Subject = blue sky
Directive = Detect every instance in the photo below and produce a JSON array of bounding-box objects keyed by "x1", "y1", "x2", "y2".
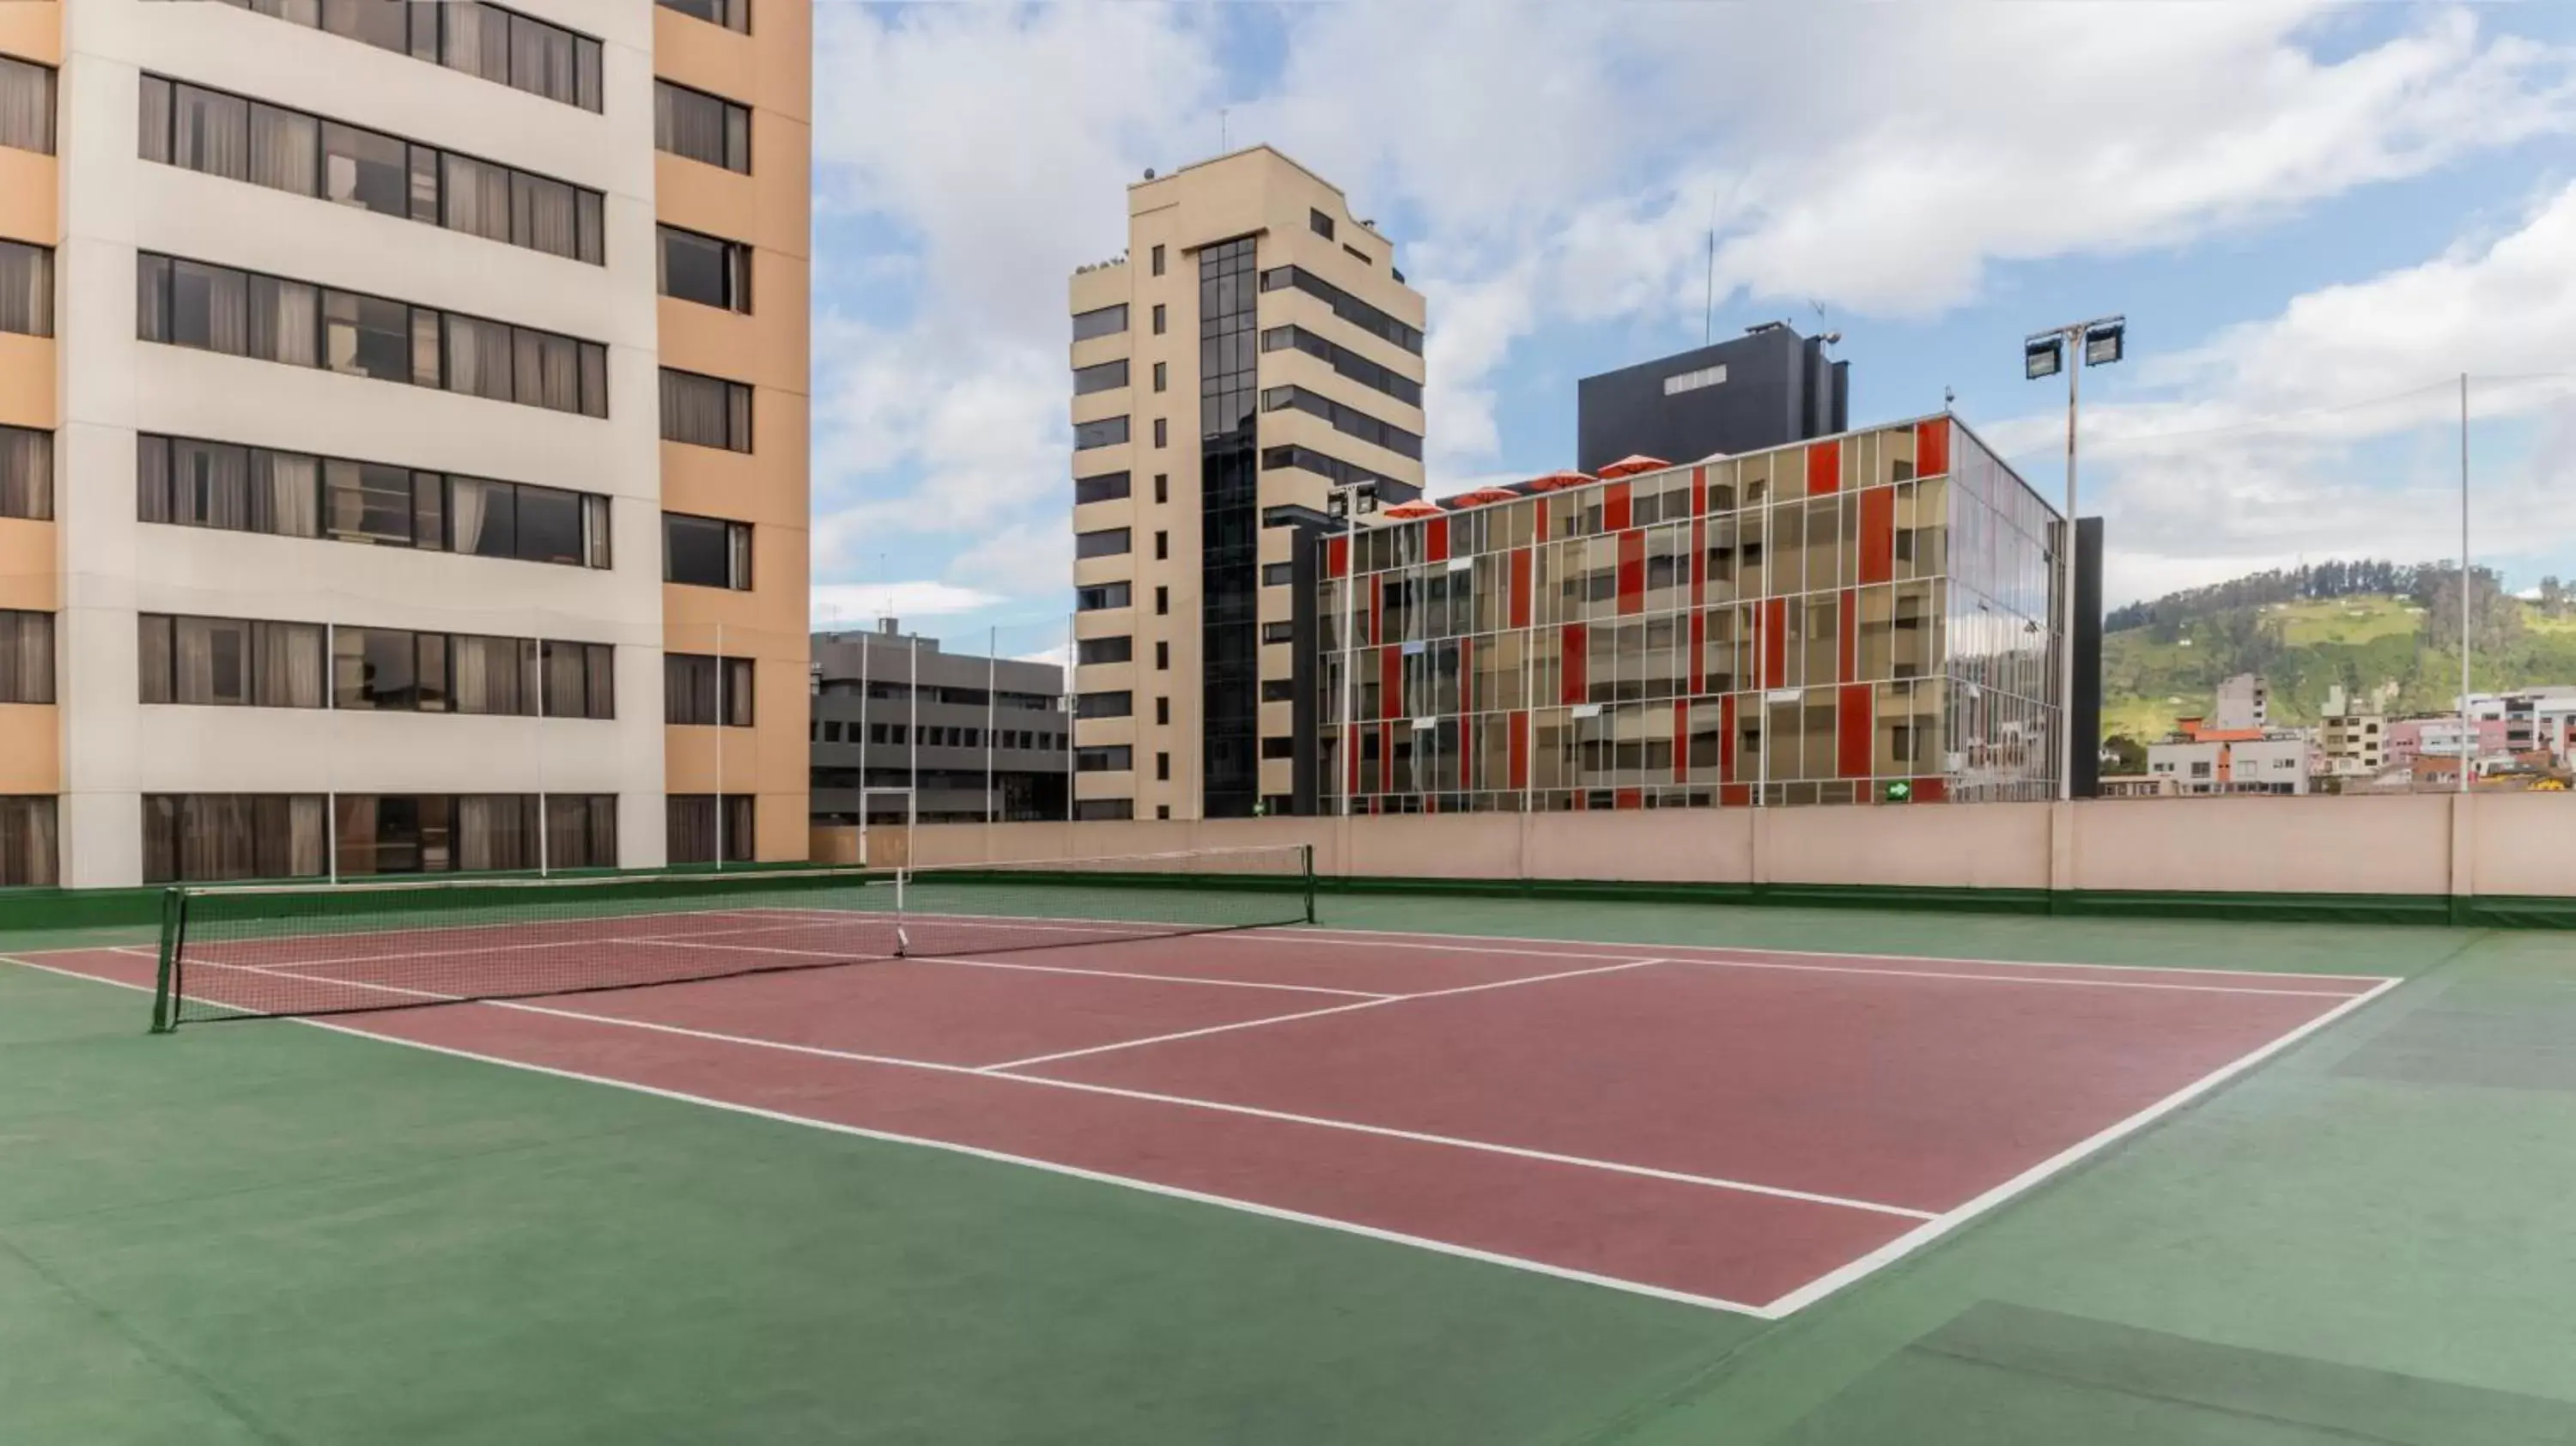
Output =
[{"x1": 803, "y1": 2, "x2": 2576, "y2": 653}]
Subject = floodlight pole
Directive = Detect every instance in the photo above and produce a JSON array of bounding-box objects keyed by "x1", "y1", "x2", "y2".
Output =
[{"x1": 2026, "y1": 313, "x2": 2123, "y2": 804}]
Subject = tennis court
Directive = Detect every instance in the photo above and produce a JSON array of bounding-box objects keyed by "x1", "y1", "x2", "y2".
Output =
[{"x1": 23, "y1": 849, "x2": 2398, "y2": 1318}]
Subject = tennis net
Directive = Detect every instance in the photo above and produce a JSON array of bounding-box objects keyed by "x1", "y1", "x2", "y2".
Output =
[{"x1": 150, "y1": 844, "x2": 1316, "y2": 1030}]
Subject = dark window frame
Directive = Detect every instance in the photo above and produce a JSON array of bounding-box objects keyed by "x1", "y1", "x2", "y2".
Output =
[
  {"x1": 661, "y1": 511, "x2": 753, "y2": 590},
  {"x1": 1071, "y1": 303, "x2": 1128, "y2": 343},
  {"x1": 0, "y1": 53, "x2": 56, "y2": 156},
  {"x1": 210, "y1": 0, "x2": 605, "y2": 112},
  {"x1": 659, "y1": 367, "x2": 755, "y2": 452},
  {"x1": 653, "y1": 77, "x2": 751, "y2": 173},
  {"x1": 656, "y1": 223, "x2": 753, "y2": 312},
  {"x1": 655, "y1": 0, "x2": 750, "y2": 33}
]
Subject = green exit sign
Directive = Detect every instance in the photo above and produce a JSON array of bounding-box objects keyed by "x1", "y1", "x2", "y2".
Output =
[{"x1": 1883, "y1": 781, "x2": 1914, "y2": 804}]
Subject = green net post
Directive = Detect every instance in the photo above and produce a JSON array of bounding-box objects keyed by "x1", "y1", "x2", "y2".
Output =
[
  {"x1": 149, "y1": 887, "x2": 187, "y2": 1035},
  {"x1": 1302, "y1": 844, "x2": 1317, "y2": 925}
]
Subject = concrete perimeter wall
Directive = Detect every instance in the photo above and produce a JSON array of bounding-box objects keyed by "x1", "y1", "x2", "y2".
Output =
[{"x1": 834, "y1": 793, "x2": 2573, "y2": 902}]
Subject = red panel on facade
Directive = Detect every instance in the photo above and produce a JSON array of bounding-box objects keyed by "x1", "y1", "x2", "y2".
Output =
[
  {"x1": 1605, "y1": 482, "x2": 1631, "y2": 532},
  {"x1": 1807, "y1": 440, "x2": 1841, "y2": 495},
  {"x1": 1616, "y1": 529, "x2": 1645, "y2": 615},
  {"x1": 1574, "y1": 791, "x2": 1589, "y2": 811},
  {"x1": 1838, "y1": 586, "x2": 1857, "y2": 681},
  {"x1": 1327, "y1": 534, "x2": 1349, "y2": 580},
  {"x1": 1509, "y1": 547, "x2": 1533, "y2": 629},
  {"x1": 1721, "y1": 783, "x2": 1750, "y2": 808},
  {"x1": 1692, "y1": 465, "x2": 1708, "y2": 518},
  {"x1": 1534, "y1": 500, "x2": 1549, "y2": 544},
  {"x1": 1459, "y1": 636, "x2": 1473, "y2": 716},
  {"x1": 1382, "y1": 644, "x2": 1402, "y2": 720},
  {"x1": 1687, "y1": 609, "x2": 1706, "y2": 694},
  {"x1": 1913, "y1": 776, "x2": 1947, "y2": 804},
  {"x1": 1689, "y1": 519, "x2": 1707, "y2": 606},
  {"x1": 1761, "y1": 598, "x2": 1787, "y2": 690},
  {"x1": 1508, "y1": 710, "x2": 1528, "y2": 791},
  {"x1": 1721, "y1": 693, "x2": 1738, "y2": 782},
  {"x1": 1426, "y1": 515, "x2": 1450, "y2": 563},
  {"x1": 1838, "y1": 683, "x2": 1873, "y2": 779},
  {"x1": 1562, "y1": 623, "x2": 1589, "y2": 705},
  {"x1": 1917, "y1": 416, "x2": 1950, "y2": 477},
  {"x1": 1859, "y1": 486, "x2": 1895, "y2": 585},
  {"x1": 1615, "y1": 788, "x2": 1643, "y2": 811}
]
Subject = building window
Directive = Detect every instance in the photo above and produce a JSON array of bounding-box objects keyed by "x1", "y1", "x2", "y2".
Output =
[
  {"x1": 331, "y1": 794, "x2": 545, "y2": 875},
  {"x1": 1151, "y1": 303, "x2": 1165, "y2": 335},
  {"x1": 0, "y1": 610, "x2": 52, "y2": 704},
  {"x1": 1155, "y1": 696, "x2": 1170, "y2": 726},
  {"x1": 1074, "y1": 745, "x2": 1131, "y2": 773},
  {"x1": 0, "y1": 240, "x2": 51, "y2": 337},
  {"x1": 1663, "y1": 364, "x2": 1727, "y2": 395},
  {"x1": 1073, "y1": 359, "x2": 1129, "y2": 396},
  {"x1": 1074, "y1": 471, "x2": 1131, "y2": 505},
  {"x1": 1261, "y1": 736, "x2": 1293, "y2": 759},
  {"x1": 668, "y1": 794, "x2": 755, "y2": 864},
  {"x1": 1073, "y1": 799, "x2": 1133, "y2": 822},
  {"x1": 656, "y1": 0, "x2": 750, "y2": 33},
  {"x1": 1261, "y1": 677, "x2": 1292, "y2": 702},
  {"x1": 138, "y1": 434, "x2": 608, "y2": 568},
  {"x1": 664, "y1": 512, "x2": 753, "y2": 590},
  {"x1": 1153, "y1": 473, "x2": 1169, "y2": 504},
  {"x1": 1073, "y1": 416, "x2": 1129, "y2": 451},
  {"x1": 1261, "y1": 443, "x2": 1393, "y2": 495},
  {"x1": 141, "y1": 794, "x2": 327, "y2": 884},
  {"x1": 1156, "y1": 751, "x2": 1170, "y2": 781},
  {"x1": 1152, "y1": 361, "x2": 1168, "y2": 393},
  {"x1": 1153, "y1": 531, "x2": 1169, "y2": 561},
  {"x1": 1076, "y1": 690, "x2": 1132, "y2": 720},
  {"x1": 1257, "y1": 265, "x2": 1422, "y2": 354},
  {"x1": 1077, "y1": 636, "x2": 1133, "y2": 665},
  {"x1": 1150, "y1": 244, "x2": 1164, "y2": 276},
  {"x1": 1342, "y1": 244, "x2": 1372, "y2": 267},
  {"x1": 1261, "y1": 562, "x2": 1294, "y2": 586},
  {"x1": 544, "y1": 794, "x2": 620, "y2": 870},
  {"x1": 0, "y1": 794, "x2": 53, "y2": 886},
  {"x1": 136, "y1": 252, "x2": 607, "y2": 416},
  {"x1": 665, "y1": 653, "x2": 754, "y2": 726},
  {"x1": 1259, "y1": 385, "x2": 1422, "y2": 460},
  {"x1": 138, "y1": 615, "x2": 324, "y2": 708},
  {"x1": 1073, "y1": 527, "x2": 1130, "y2": 560},
  {"x1": 659, "y1": 225, "x2": 752, "y2": 312},
  {"x1": 654, "y1": 79, "x2": 750, "y2": 173},
  {"x1": 1155, "y1": 641, "x2": 1170, "y2": 671},
  {"x1": 0, "y1": 426, "x2": 49, "y2": 521},
  {"x1": 1258, "y1": 325, "x2": 1423, "y2": 407},
  {"x1": 216, "y1": 1, "x2": 610, "y2": 112},
  {"x1": 1071, "y1": 304, "x2": 1127, "y2": 342},
  {"x1": 541, "y1": 641, "x2": 617, "y2": 720},
  {"x1": 1075, "y1": 581, "x2": 1131, "y2": 611},
  {"x1": 660, "y1": 368, "x2": 754, "y2": 452},
  {"x1": 139, "y1": 76, "x2": 604, "y2": 264},
  {"x1": 0, "y1": 54, "x2": 55, "y2": 155},
  {"x1": 1309, "y1": 209, "x2": 1334, "y2": 240},
  {"x1": 1152, "y1": 417, "x2": 1169, "y2": 448}
]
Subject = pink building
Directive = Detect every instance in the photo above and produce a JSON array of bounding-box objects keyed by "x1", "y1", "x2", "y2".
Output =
[{"x1": 2385, "y1": 716, "x2": 2509, "y2": 767}]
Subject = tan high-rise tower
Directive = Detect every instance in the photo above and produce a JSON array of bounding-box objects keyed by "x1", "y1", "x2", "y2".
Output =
[{"x1": 1067, "y1": 146, "x2": 1425, "y2": 821}]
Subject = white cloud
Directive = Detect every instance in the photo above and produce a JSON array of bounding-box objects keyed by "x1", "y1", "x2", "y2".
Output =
[{"x1": 810, "y1": 581, "x2": 1003, "y2": 633}]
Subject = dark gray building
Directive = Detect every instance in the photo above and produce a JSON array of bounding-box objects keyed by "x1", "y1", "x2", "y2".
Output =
[
  {"x1": 810, "y1": 623, "x2": 1070, "y2": 825},
  {"x1": 1575, "y1": 323, "x2": 1849, "y2": 475}
]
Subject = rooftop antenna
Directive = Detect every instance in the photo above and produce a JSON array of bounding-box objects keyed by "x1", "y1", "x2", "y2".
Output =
[
  {"x1": 1219, "y1": 107, "x2": 1229, "y2": 152},
  {"x1": 1703, "y1": 194, "x2": 1716, "y2": 346}
]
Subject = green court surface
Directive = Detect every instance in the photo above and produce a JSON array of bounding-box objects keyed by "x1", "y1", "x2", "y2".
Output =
[{"x1": 5, "y1": 899, "x2": 2573, "y2": 1444}]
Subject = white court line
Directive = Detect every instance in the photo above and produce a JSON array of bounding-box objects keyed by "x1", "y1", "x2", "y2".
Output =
[
  {"x1": 87, "y1": 948, "x2": 1929, "y2": 1221},
  {"x1": 0, "y1": 954, "x2": 1768, "y2": 1318},
  {"x1": 1285, "y1": 923, "x2": 2400, "y2": 988},
  {"x1": 1753, "y1": 974, "x2": 2407, "y2": 1316},
  {"x1": 980, "y1": 956, "x2": 1675, "y2": 1072}
]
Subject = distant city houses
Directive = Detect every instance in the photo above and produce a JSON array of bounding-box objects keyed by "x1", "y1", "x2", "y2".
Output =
[{"x1": 2100, "y1": 674, "x2": 2576, "y2": 799}]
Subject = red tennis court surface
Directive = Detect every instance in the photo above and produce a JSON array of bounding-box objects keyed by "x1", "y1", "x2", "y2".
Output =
[{"x1": 30, "y1": 920, "x2": 2398, "y2": 1316}]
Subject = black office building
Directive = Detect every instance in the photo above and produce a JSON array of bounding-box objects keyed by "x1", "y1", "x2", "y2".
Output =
[{"x1": 1576, "y1": 323, "x2": 1848, "y2": 475}]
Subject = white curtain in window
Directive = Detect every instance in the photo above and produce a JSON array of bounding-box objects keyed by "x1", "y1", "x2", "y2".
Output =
[
  {"x1": 173, "y1": 86, "x2": 248, "y2": 181},
  {"x1": 179, "y1": 795, "x2": 256, "y2": 883},
  {"x1": 0, "y1": 241, "x2": 50, "y2": 337},
  {"x1": 512, "y1": 173, "x2": 580, "y2": 259},
  {"x1": 256, "y1": 451, "x2": 321, "y2": 538},
  {"x1": 445, "y1": 314, "x2": 513, "y2": 402},
  {"x1": 511, "y1": 15, "x2": 575, "y2": 105},
  {"x1": 255, "y1": 621, "x2": 325, "y2": 708},
  {"x1": 444, "y1": 3, "x2": 513, "y2": 84},
  {"x1": 173, "y1": 616, "x2": 240, "y2": 704},
  {"x1": 173, "y1": 440, "x2": 250, "y2": 531},
  {"x1": 0, "y1": 425, "x2": 48, "y2": 521},
  {"x1": 543, "y1": 641, "x2": 587, "y2": 720},
  {"x1": 448, "y1": 476, "x2": 492, "y2": 554},
  {"x1": 659, "y1": 369, "x2": 732, "y2": 447},
  {"x1": 247, "y1": 104, "x2": 316, "y2": 196},
  {"x1": 452, "y1": 635, "x2": 525, "y2": 715},
  {"x1": 249, "y1": 276, "x2": 319, "y2": 367},
  {"x1": 0, "y1": 611, "x2": 50, "y2": 704},
  {"x1": 283, "y1": 795, "x2": 328, "y2": 878},
  {"x1": 440, "y1": 153, "x2": 513, "y2": 244},
  {"x1": 0, "y1": 796, "x2": 56, "y2": 887},
  {"x1": 0, "y1": 56, "x2": 54, "y2": 155},
  {"x1": 516, "y1": 330, "x2": 580, "y2": 412}
]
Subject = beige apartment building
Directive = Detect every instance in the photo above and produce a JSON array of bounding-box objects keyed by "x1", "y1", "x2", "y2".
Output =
[
  {"x1": 0, "y1": 0, "x2": 807, "y2": 888},
  {"x1": 1067, "y1": 146, "x2": 1426, "y2": 820}
]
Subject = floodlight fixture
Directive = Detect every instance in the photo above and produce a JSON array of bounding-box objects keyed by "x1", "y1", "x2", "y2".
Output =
[{"x1": 2024, "y1": 336, "x2": 2063, "y2": 380}]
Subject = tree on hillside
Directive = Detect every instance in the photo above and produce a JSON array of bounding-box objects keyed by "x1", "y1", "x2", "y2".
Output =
[
  {"x1": 2423, "y1": 568, "x2": 2522, "y2": 659},
  {"x1": 2101, "y1": 734, "x2": 2148, "y2": 773},
  {"x1": 2543, "y1": 576, "x2": 2567, "y2": 617}
]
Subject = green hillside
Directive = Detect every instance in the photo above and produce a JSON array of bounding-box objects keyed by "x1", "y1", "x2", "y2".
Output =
[{"x1": 2102, "y1": 593, "x2": 2576, "y2": 744}]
